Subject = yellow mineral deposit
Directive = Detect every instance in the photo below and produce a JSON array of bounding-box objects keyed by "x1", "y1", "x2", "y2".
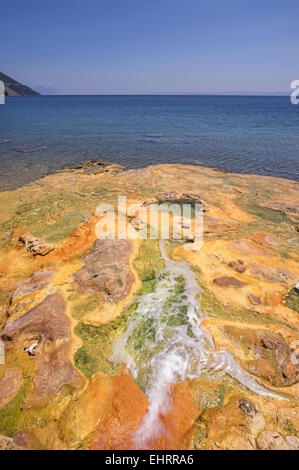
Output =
[{"x1": 0, "y1": 163, "x2": 298, "y2": 450}]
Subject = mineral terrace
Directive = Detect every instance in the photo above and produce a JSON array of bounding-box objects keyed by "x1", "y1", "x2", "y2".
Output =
[{"x1": 0, "y1": 163, "x2": 298, "y2": 450}]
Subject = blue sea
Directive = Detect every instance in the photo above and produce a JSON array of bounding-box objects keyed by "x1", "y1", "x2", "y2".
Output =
[{"x1": 0, "y1": 95, "x2": 298, "y2": 190}]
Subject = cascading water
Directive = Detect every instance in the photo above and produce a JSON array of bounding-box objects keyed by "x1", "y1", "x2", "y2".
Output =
[{"x1": 110, "y1": 240, "x2": 285, "y2": 448}]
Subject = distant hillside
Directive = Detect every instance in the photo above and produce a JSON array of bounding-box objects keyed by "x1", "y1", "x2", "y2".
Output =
[{"x1": 0, "y1": 72, "x2": 40, "y2": 96}]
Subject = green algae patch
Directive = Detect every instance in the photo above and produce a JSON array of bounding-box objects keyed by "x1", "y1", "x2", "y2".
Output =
[
  {"x1": 73, "y1": 240, "x2": 166, "y2": 382},
  {"x1": 279, "y1": 417, "x2": 298, "y2": 437},
  {"x1": 191, "y1": 379, "x2": 229, "y2": 411},
  {"x1": 250, "y1": 205, "x2": 292, "y2": 225},
  {"x1": 200, "y1": 282, "x2": 288, "y2": 327},
  {"x1": 74, "y1": 307, "x2": 134, "y2": 379},
  {"x1": 0, "y1": 384, "x2": 29, "y2": 437},
  {"x1": 0, "y1": 350, "x2": 47, "y2": 437},
  {"x1": 235, "y1": 190, "x2": 297, "y2": 240},
  {"x1": 164, "y1": 241, "x2": 183, "y2": 259},
  {"x1": 284, "y1": 288, "x2": 299, "y2": 313},
  {"x1": 188, "y1": 259, "x2": 291, "y2": 328},
  {"x1": 70, "y1": 294, "x2": 101, "y2": 320},
  {"x1": 0, "y1": 183, "x2": 118, "y2": 247},
  {"x1": 133, "y1": 239, "x2": 165, "y2": 295},
  {"x1": 124, "y1": 271, "x2": 193, "y2": 390}
]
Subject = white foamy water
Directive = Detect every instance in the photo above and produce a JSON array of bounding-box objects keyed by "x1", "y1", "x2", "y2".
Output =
[{"x1": 110, "y1": 240, "x2": 285, "y2": 448}]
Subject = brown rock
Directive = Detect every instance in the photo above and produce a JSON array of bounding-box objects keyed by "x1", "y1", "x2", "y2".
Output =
[
  {"x1": 1, "y1": 293, "x2": 76, "y2": 402},
  {"x1": 32, "y1": 339, "x2": 76, "y2": 402},
  {"x1": 19, "y1": 234, "x2": 55, "y2": 256},
  {"x1": 0, "y1": 368, "x2": 22, "y2": 408},
  {"x1": 256, "y1": 431, "x2": 299, "y2": 450},
  {"x1": 13, "y1": 431, "x2": 29, "y2": 449},
  {"x1": 285, "y1": 436, "x2": 299, "y2": 450},
  {"x1": 198, "y1": 397, "x2": 262, "y2": 450},
  {"x1": 232, "y1": 239, "x2": 275, "y2": 257},
  {"x1": 72, "y1": 239, "x2": 135, "y2": 302},
  {"x1": 225, "y1": 326, "x2": 299, "y2": 386},
  {"x1": 1, "y1": 293, "x2": 70, "y2": 344},
  {"x1": 213, "y1": 276, "x2": 246, "y2": 288},
  {"x1": 257, "y1": 431, "x2": 288, "y2": 450},
  {"x1": 228, "y1": 260, "x2": 246, "y2": 273},
  {"x1": 181, "y1": 193, "x2": 203, "y2": 203},
  {"x1": 248, "y1": 294, "x2": 262, "y2": 306},
  {"x1": 249, "y1": 263, "x2": 296, "y2": 283},
  {"x1": 0, "y1": 434, "x2": 26, "y2": 450},
  {"x1": 238, "y1": 398, "x2": 257, "y2": 417},
  {"x1": 12, "y1": 270, "x2": 56, "y2": 302}
]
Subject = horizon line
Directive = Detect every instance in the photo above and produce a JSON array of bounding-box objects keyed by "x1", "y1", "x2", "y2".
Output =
[{"x1": 13, "y1": 91, "x2": 291, "y2": 97}]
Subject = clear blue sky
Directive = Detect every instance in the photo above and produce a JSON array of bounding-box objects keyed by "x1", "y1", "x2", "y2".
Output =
[{"x1": 1, "y1": 0, "x2": 298, "y2": 94}]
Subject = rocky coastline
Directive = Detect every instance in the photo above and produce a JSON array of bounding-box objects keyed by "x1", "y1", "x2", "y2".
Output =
[{"x1": 0, "y1": 162, "x2": 298, "y2": 450}]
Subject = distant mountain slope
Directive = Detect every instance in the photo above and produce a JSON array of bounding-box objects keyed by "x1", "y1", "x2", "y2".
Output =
[{"x1": 0, "y1": 72, "x2": 40, "y2": 96}]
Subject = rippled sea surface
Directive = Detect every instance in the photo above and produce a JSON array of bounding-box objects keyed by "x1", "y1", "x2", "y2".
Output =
[{"x1": 0, "y1": 95, "x2": 298, "y2": 189}]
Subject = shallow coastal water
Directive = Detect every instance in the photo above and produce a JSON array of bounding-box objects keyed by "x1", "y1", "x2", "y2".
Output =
[{"x1": 0, "y1": 95, "x2": 299, "y2": 189}]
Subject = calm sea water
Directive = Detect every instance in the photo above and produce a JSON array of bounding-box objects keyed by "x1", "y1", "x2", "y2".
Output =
[{"x1": 0, "y1": 95, "x2": 298, "y2": 190}]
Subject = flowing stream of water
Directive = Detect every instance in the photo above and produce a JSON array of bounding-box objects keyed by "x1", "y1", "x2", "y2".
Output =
[{"x1": 110, "y1": 240, "x2": 284, "y2": 447}]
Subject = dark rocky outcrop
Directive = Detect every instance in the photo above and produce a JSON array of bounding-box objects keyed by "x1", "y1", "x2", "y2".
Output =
[
  {"x1": 238, "y1": 398, "x2": 257, "y2": 417},
  {"x1": 213, "y1": 276, "x2": 246, "y2": 288},
  {"x1": 248, "y1": 294, "x2": 262, "y2": 306},
  {"x1": 228, "y1": 260, "x2": 246, "y2": 273},
  {"x1": 0, "y1": 72, "x2": 40, "y2": 96}
]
